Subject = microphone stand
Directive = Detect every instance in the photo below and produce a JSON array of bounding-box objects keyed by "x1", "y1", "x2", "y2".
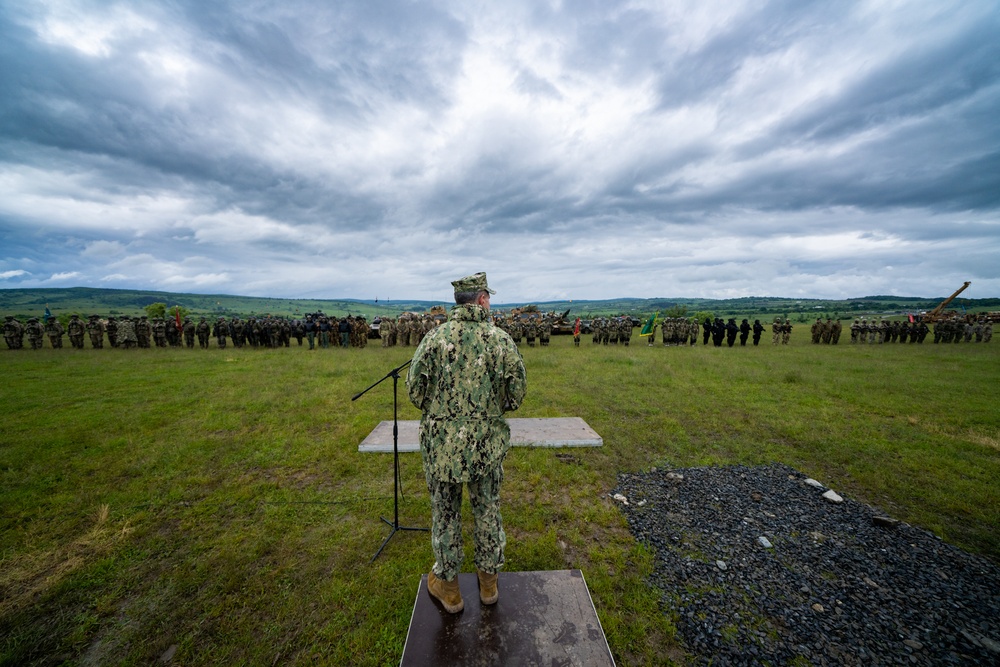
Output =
[{"x1": 353, "y1": 359, "x2": 428, "y2": 562}]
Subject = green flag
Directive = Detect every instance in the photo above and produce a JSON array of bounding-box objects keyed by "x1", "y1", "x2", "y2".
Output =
[{"x1": 639, "y1": 312, "x2": 658, "y2": 337}]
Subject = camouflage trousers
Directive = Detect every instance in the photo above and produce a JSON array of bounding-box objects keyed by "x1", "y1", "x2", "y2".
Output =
[{"x1": 427, "y1": 463, "x2": 505, "y2": 581}]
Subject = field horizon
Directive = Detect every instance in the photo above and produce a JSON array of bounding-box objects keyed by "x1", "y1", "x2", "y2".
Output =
[{"x1": 3, "y1": 285, "x2": 999, "y2": 323}]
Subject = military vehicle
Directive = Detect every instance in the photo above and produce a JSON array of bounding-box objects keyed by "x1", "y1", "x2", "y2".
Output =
[{"x1": 922, "y1": 281, "x2": 971, "y2": 322}]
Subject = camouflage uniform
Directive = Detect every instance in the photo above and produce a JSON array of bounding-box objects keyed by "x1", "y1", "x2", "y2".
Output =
[
  {"x1": 540, "y1": 318, "x2": 552, "y2": 346},
  {"x1": 117, "y1": 317, "x2": 138, "y2": 348},
  {"x1": 380, "y1": 317, "x2": 393, "y2": 348},
  {"x1": 213, "y1": 318, "x2": 228, "y2": 348},
  {"x1": 811, "y1": 319, "x2": 822, "y2": 344},
  {"x1": 196, "y1": 317, "x2": 211, "y2": 348},
  {"x1": 407, "y1": 276, "x2": 527, "y2": 582},
  {"x1": 135, "y1": 316, "x2": 151, "y2": 348},
  {"x1": 106, "y1": 317, "x2": 119, "y2": 347},
  {"x1": 26, "y1": 318, "x2": 44, "y2": 349},
  {"x1": 152, "y1": 318, "x2": 167, "y2": 347},
  {"x1": 781, "y1": 319, "x2": 792, "y2": 345},
  {"x1": 67, "y1": 315, "x2": 85, "y2": 349},
  {"x1": 45, "y1": 318, "x2": 65, "y2": 348},
  {"x1": 86, "y1": 315, "x2": 105, "y2": 348}
]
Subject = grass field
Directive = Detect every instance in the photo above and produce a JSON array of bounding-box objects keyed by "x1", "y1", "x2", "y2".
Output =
[{"x1": 2, "y1": 333, "x2": 998, "y2": 665}]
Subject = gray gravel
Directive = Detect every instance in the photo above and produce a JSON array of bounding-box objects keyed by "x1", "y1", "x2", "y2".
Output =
[{"x1": 612, "y1": 463, "x2": 1000, "y2": 666}]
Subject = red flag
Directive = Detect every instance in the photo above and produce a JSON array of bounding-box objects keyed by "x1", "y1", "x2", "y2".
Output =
[
  {"x1": 175, "y1": 307, "x2": 182, "y2": 331},
  {"x1": 908, "y1": 313, "x2": 914, "y2": 323},
  {"x1": 574, "y1": 318, "x2": 581, "y2": 336}
]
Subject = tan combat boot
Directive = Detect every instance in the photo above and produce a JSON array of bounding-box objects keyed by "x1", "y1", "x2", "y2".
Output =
[
  {"x1": 477, "y1": 570, "x2": 498, "y2": 605},
  {"x1": 427, "y1": 572, "x2": 464, "y2": 613}
]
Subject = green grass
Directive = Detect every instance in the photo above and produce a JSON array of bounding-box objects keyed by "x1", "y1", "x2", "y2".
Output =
[{"x1": 1, "y1": 335, "x2": 998, "y2": 666}]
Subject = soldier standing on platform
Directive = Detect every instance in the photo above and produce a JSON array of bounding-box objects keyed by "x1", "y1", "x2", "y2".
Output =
[{"x1": 407, "y1": 272, "x2": 527, "y2": 615}]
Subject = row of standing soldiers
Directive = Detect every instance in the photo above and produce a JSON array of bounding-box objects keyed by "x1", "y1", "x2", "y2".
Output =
[
  {"x1": 931, "y1": 317, "x2": 992, "y2": 344},
  {"x1": 497, "y1": 317, "x2": 554, "y2": 347},
  {"x1": 588, "y1": 317, "x2": 630, "y2": 346},
  {"x1": 645, "y1": 317, "x2": 699, "y2": 346},
  {"x1": 849, "y1": 318, "x2": 928, "y2": 344},
  {"x1": 809, "y1": 317, "x2": 844, "y2": 344},
  {"x1": 376, "y1": 315, "x2": 438, "y2": 348},
  {"x1": 3, "y1": 313, "x2": 374, "y2": 350},
  {"x1": 3, "y1": 314, "x2": 115, "y2": 350}
]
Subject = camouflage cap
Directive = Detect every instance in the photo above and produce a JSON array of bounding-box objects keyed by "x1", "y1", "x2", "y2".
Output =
[{"x1": 451, "y1": 271, "x2": 496, "y2": 296}]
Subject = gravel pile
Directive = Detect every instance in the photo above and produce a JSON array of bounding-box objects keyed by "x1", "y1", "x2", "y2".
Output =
[{"x1": 612, "y1": 463, "x2": 1000, "y2": 666}]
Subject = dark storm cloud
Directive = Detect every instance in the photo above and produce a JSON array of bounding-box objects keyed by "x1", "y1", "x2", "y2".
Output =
[{"x1": 0, "y1": 0, "x2": 998, "y2": 300}]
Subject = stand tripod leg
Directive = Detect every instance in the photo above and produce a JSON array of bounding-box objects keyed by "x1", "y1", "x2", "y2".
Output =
[{"x1": 368, "y1": 366, "x2": 428, "y2": 562}]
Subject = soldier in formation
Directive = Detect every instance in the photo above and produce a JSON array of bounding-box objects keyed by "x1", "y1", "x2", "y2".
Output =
[
  {"x1": 106, "y1": 317, "x2": 118, "y2": 347},
  {"x1": 136, "y1": 316, "x2": 151, "y2": 348},
  {"x1": 752, "y1": 319, "x2": 764, "y2": 346},
  {"x1": 4, "y1": 315, "x2": 25, "y2": 349},
  {"x1": 45, "y1": 317, "x2": 65, "y2": 348},
  {"x1": 212, "y1": 318, "x2": 228, "y2": 348},
  {"x1": 152, "y1": 318, "x2": 167, "y2": 347},
  {"x1": 86, "y1": 315, "x2": 105, "y2": 348},
  {"x1": 117, "y1": 317, "x2": 138, "y2": 348},
  {"x1": 25, "y1": 318, "x2": 44, "y2": 349},
  {"x1": 67, "y1": 314, "x2": 86, "y2": 349},
  {"x1": 196, "y1": 317, "x2": 211, "y2": 349},
  {"x1": 772, "y1": 318, "x2": 793, "y2": 345}
]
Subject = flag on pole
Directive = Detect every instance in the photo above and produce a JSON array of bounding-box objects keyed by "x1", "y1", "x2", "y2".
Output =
[
  {"x1": 175, "y1": 306, "x2": 182, "y2": 331},
  {"x1": 45, "y1": 304, "x2": 52, "y2": 321},
  {"x1": 639, "y1": 312, "x2": 658, "y2": 337}
]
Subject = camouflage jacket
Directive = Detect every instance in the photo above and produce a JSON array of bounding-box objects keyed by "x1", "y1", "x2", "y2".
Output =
[{"x1": 407, "y1": 304, "x2": 527, "y2": 483}]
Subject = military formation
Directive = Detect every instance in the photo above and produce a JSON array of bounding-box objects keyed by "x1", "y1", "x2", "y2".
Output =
[
  {"x1": 846, "y1": 317, "x2": 993, "y2": 344},
  {"x1": 809, "y1": 317, "x2": 844, "y2": 344},
  {"x1": 496, "y1": 315, "x2": 555, "y2": 347},
  {"x1": 374, "y1": 313, "x2": 440, "y2": 348},
  {"x1": 5, "y1": 311, "x2": 994, "y2": 351},
  {"x1": 2, "y1": 313, "x2": 375, "y2": 350},
  {"x1": 585, "y1": 317, "x2": 632, "y2": 346},
  {"x1": 930, "y1": 317, "x2": 993, "y2": 343}
]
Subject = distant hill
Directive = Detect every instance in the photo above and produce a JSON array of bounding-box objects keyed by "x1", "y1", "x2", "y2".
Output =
[{"x1": 1, "y1": 287, "x2": 997, "y2": 321}]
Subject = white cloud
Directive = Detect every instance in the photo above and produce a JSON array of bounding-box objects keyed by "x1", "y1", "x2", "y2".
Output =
[
  {"x1": 0, "y1": 270, "x2": 30, "y2": 279},
  {"x1": 46, "y1": 271, "x2": 81, "y2": 282}
]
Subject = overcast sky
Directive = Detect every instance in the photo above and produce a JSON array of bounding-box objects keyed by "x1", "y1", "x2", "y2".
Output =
[{"x1": 1, "y1": 0, "x2": 998, "y2": 303}]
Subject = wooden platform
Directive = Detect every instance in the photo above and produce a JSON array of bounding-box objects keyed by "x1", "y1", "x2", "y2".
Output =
[
  {"x1": 359, "y1": 417, "x2": 602, "y2": 453},
  {"x1": 400, "y1": 570, "x2": 615, "y2": 666}
]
